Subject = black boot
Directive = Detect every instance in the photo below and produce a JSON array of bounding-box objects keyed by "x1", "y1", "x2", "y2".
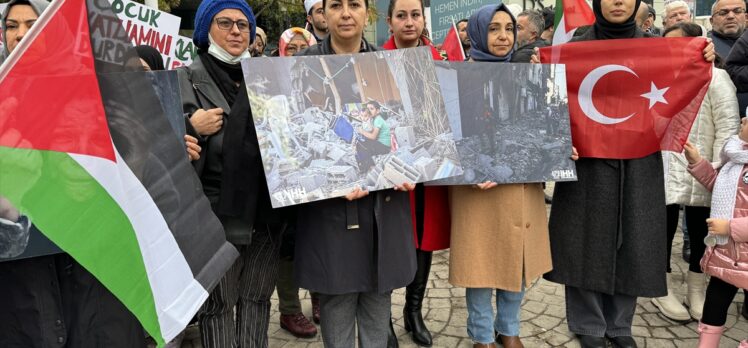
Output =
[
  {"x1": 682, "y1": 228, "x2": 691, "y2": 263},
  {"x1": 387, "y1": 317, "x2": 399, "y2": 348},
  {"x1": 742, "y1": 290, "x2": 748, "y2": 320},
  {"x1": 404, "y1": 250, "x2": 433, "y2": 347}
]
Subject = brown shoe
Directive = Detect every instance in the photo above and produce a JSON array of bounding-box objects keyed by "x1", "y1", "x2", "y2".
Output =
[
  {"x1": 280, "y1": 313, "x2": 318, "y2": 338},
  {"x1": 473, "y1": 344, "x2": 497, "y2": 348},
  {"x1": 311, "y1": 295, "x2": 321, "y2": 324},
  {"x1": 498, "y1": 335, "x2": 524, "y2": 348}
]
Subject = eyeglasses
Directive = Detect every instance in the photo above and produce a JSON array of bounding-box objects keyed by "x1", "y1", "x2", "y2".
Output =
[
  {"x1": 214, "y1": 17, "x2": 251, "y2": 32},
  {"x1": 715, "y1": 8, "x2": 746, "y2": 16}
]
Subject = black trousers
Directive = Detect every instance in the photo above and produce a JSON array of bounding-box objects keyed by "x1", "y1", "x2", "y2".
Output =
[
  {"x1": 666, "y1": 205, "x2": 709, "y2": 273},
  {"x1": 701, "y1": 276, "x2": 740, "y2": 326},
  {"x1": 565, "y1": 286, "x2": 637, "y2": 337},
  {"x1": 0, "y1": 254, "x2": 146, "y2": 348}
]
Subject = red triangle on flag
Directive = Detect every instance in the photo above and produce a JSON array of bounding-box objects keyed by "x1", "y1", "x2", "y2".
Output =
[
  {"x1": 0, "y1": 0, "x2": 116, "y2": 162},
  {"x1": 562, "y1": 0, "x2": 595, "y2": 33},
  {"x1": 442, "y1": 23, "x2": 466, "y2": 62}
]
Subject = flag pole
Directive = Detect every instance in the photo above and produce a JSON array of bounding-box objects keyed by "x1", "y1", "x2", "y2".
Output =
[
  {"x1": 0, "y1": 0, "x2": 65, "y2": 79},
  {"x1": 452, "y1": 19, "x2": 466, "y2": 61}
]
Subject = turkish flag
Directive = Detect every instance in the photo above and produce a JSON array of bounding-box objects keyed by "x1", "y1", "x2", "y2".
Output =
[
  {"x1": 442, "y1": 23, "x2": 466, "y2": 62},
  {"x1": 539, "y1": 37, "x2": 712, "y2": 159}
]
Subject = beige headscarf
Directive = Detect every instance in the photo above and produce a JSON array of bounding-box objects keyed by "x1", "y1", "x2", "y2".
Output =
[{"x1": 255, "y1": 27, "x2": 267, "y2": 47}]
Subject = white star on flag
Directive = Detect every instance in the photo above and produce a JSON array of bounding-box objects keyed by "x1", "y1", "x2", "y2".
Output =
[{"x1": 641, "y1": 82, "x2": 670, "y2": 109}]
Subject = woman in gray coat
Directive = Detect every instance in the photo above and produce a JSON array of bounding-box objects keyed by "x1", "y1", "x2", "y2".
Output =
[{"x1": 293, "y1": 0, "x2": 416, "y2": 346}]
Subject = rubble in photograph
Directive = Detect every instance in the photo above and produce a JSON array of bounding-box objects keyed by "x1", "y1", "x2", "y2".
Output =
[
  {"x1": 243, "y1": 47, "x2": 462, "y2": 207},
  {"x1": 431, "y1": 62, "x2": 577, "y2": 185}
]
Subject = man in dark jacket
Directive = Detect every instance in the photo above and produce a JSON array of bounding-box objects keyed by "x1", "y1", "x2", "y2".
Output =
[
  {"x1": 457, "y1": 19, "x2": 471, "y2": 60},
  {"x1": 636, "y1": 3, "x2": 661, "y2": 36},
  {"x1": 513, "y1": 10, "x2": 549, "y2": 63},
  {"x1": 540, "y1": 6, "x2": 555, "y2": 42},
  {"x1": 711, "y1": 0, "x2": 747, "y2": 117}
]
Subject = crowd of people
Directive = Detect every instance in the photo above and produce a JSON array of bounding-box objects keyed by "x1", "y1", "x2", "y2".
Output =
[{"x1": 4, "y1": 0, "x2": 748, "y2": 347}]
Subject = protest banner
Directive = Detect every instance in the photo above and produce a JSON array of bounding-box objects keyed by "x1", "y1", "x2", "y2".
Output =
[
  {"x1": 108, "y1": 0, "x2": 195, "y2": 69},
  {"x1": 428, "y1": 0, "x2": 493, "y2": 43},
  {"x1": 242, "y1": 47, "x2": 463, "y2": 207},
  {"x1": 171, "y1": 34, "x2": 196, "y2": 68}
]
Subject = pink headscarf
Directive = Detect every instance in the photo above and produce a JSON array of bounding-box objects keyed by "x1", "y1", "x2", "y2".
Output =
[{"x1": 278, "y1": 27, "x2": 317, "y2": 57}]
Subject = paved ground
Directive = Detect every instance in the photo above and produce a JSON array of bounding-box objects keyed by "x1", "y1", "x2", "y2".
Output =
[{"x1": 175, "y1": 191, "x2": 748, "y2": 347}]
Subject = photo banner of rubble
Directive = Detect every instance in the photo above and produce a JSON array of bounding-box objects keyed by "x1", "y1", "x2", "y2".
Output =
[
  {"x1": 242, "y1": 47, "x2": 463, "y2": 208},
  {"x1": 428, "y1": 62, "x2": 577, "y2": 185}
]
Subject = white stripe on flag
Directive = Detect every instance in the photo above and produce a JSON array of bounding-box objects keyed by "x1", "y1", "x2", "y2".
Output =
[
  {"x1": 552, "y1": 15, "x2": 577, "y2": 45},
  {"x1": 71, "y1": 150, "x2": 209, "y2": 341}
]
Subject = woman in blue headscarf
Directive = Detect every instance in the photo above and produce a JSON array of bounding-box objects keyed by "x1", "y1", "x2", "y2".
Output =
[{"x1": 447, "y1": 4, "x2": 552, "y2": 348}]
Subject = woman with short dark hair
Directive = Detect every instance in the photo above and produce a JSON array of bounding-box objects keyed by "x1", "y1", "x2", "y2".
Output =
[{"x1": 293, "y1": 0, "x2": 417, "y2": 346}]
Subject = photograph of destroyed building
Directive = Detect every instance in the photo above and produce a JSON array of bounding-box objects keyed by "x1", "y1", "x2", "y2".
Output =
[
  {"x1": 242, "y1": 47, "x2": 461, "y2": 208},
  {"x1": 432, "y1": 62, "x2": 577, "y2": 185}
]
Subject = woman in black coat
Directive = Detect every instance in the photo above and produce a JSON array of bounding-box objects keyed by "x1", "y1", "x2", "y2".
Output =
[
  {"x1": 177, "y1": 0, "x2": 293, "y2": 346},
  {"x1": 535, "y1": 0, "x2": 715, "y2": 347},
  {"x1": 293, "y1": 0, "x2": 417, "y2": 346}
]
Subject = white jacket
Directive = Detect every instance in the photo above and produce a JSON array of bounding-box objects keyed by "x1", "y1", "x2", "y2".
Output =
[{"x1": 664, "y1": 68, "x2": 740, "y2": 206}]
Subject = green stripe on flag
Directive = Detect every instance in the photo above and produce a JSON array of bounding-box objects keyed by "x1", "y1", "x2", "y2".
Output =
[
  {"x1": 554, "y1": 0, "x2": 563, "y2": 29},
  {"x1": 0, "y1": 146, "x2": 164, "y2": 346}
]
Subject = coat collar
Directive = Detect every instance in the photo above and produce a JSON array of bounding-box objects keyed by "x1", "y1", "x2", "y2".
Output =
[{"x1": 186, "y1": 56, "x2": 232, "y2": 114}]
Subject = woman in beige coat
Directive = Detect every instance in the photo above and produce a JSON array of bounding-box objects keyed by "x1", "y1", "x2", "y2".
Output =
[
  {"x1": 652, "y1": 22, "x2": 741, "y2": 323},
  {"x1": 448, "y1": 5, "x2": 554, "y2": 348}
]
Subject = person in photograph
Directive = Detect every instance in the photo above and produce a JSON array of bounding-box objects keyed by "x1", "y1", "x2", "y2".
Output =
[{"x1": 354, "y1": 100, "x2": 391, "y2": 173}]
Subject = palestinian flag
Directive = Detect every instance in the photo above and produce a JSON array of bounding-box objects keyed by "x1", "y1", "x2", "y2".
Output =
[
  {"x1": 0, "y1": 0, "x2": 238, "y2": 346},
  {"x1": 552, "y1": 0, "x2": 595, "y2": 45}
]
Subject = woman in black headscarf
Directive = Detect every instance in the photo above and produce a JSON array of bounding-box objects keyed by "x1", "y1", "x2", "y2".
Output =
[
  {"x1": 134, "y1": 45, "x2": 165, "y2": 71},
  {"x1": 535, "y1": 0, "x2": 715, "y2": 347}
]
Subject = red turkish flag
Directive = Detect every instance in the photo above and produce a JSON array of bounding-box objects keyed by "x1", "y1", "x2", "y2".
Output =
[
  {"x1": 539, "y1": 37, "x2": 712, "y2": 159},
  {"x1": 442, "y1": 23, "x2": 466, "y2": 62}
]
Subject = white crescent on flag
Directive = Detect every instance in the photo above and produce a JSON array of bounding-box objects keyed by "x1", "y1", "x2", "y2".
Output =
[{"x1": 578, "y1": 64, "x2": 638, "y2": 125}]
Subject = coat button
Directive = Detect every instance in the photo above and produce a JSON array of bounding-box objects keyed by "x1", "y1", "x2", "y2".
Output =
[
  {"x1": 526, "y1": 223, "x2": 531, "y2": 228},
  {"x1": 55, "y1": 319, "x2": 62, "y2": 326},
  {"x1": 385, "y1": 196, "x2": 391, "y2": 202},
  {"x1": 57, "y1": 337, "x2": 64, "y2": 344}
]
